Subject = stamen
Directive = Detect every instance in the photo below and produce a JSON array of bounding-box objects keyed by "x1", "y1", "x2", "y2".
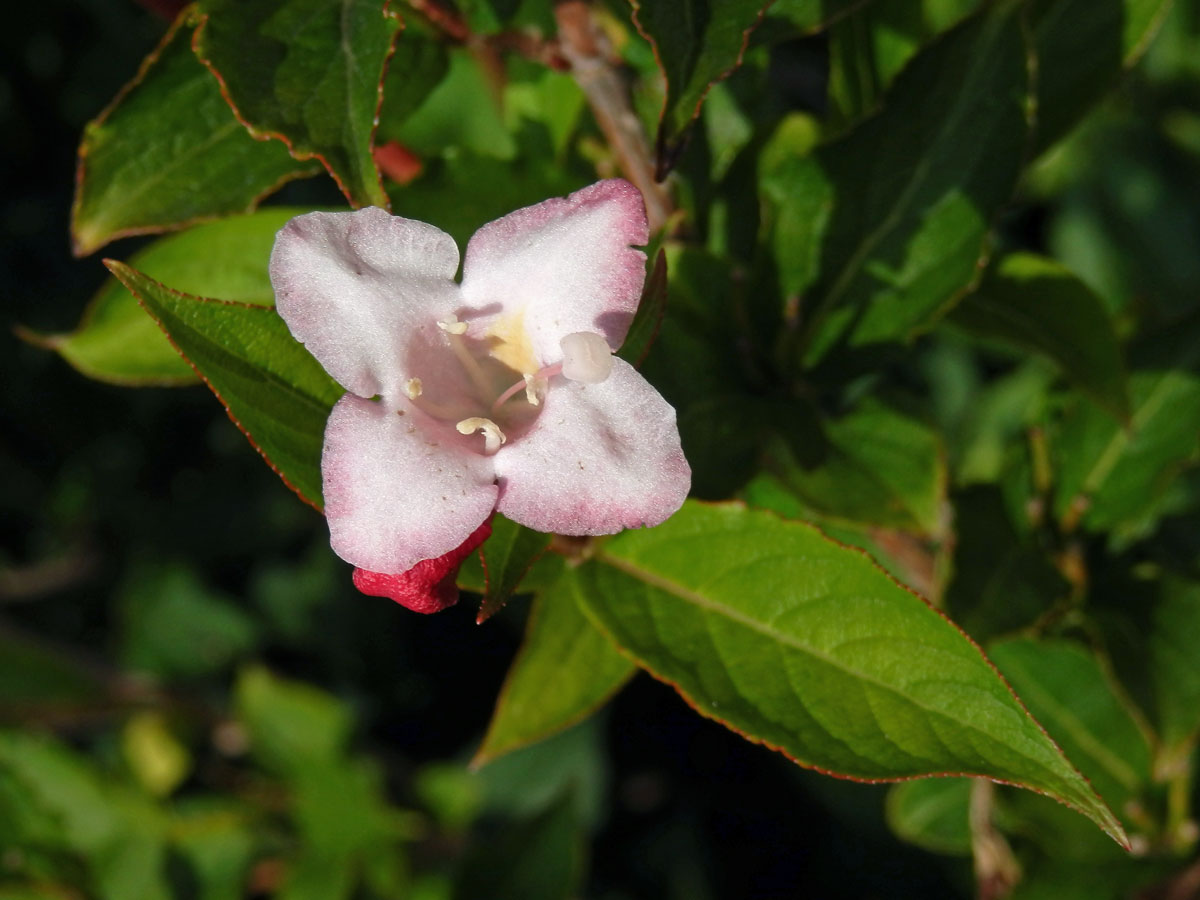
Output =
[
  {"x1": 456, "y1": 417, "x2": 507, "y2": 454},
  {"x1": 405, "y1": 377, "x2": 423, "y2": 399},
  {"x1": 439, "y1": 319, "x2": 495, "y2": 403},
  {"x1": 560, "y1": 332, "x2": 613, "y2": 384},
  {"x1": 523, "y1": 374, "x2": 541, "y2": 407},
  {"x1": 492, "y1": 363, "x2": 562, "y2": 412},
  {"x1": 437, "y1": 314, "x2": 468, "y2": 335}
]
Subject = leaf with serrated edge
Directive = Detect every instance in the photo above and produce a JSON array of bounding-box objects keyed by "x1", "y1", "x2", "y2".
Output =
[
  {"x1": 476, "y1": 515, "x2": 552, "y2": 623},
  {"x1": 989, "y1": 638, "x2": 1152, "y2": 819},
  {"x1": 193, "y1": 0, "x2": 401, "y2": 209},
  {"x1": 106, "y1": 261, "x2": 342, "y2": 508},
  {"x1": 72, "y1": 11, "x2": 318, "y2": 256},
  {"x1": 32, "y1": 208, "x2": 308, "y2": 386},
  {"x1": 630, "y1": 0, "x2": 771, "y2": 171},
  {"x1": 474, "y1": 571, "x2": 636, "y2": 766},
  {"x1": 575, "y1": 501, "x2": 1127, "y2": 845}
]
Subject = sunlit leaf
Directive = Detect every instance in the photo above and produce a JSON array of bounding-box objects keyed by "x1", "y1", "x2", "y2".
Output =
[
  {"x1": 106, "y1": 261, "x2": 341, "y2": 508},
  {"x1": 36, "y1": 208, "x2": 305, "y2": 386},
  {"x1": 194, "y1": 0, "x2": 401, "y2": 208},
  {"x1": 71, "y1": 12, "x2": 318, "y2": 256},
  {"x1": 575, "y1": 501, "x2": 1127, "y2": 845}
]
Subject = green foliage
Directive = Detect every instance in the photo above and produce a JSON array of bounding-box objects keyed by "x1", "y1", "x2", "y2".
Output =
[
  {"x1": 576, "y1": 501, "x2": 1124, "y2": 843},
  {"x1": 35, "y1": 209, "x2": 303, "y2": 385},
  {"x1": 71, "y1": 14, "x2": 318, "y2": 256},
  {"x1": 193, "y1": 0, "x2": 400, "y2": 208},
  {"x1": 20, "y1": 0, "x2": 1200, "y2": 894},
  {"x1": 475, "y1": 571, "x2": 636, "y2": 765},
  {"x1": 107, "y1": 261, "x2": 342, "y2": 507}
]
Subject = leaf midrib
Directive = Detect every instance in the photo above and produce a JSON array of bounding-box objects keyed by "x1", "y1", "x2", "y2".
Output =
[{"x1": 594, "y1": 546, "x2": 1075, "y2": 789}]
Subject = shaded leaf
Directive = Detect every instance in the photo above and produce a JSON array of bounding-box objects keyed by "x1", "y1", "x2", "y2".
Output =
[
  {"x1": 953, "y1": 253, "x2": 1130, "y2": 421},
  {"x1": 617, "y1": 247, "x2": 668, "y2": 368},
  {"x1": 1149, "y1": 576, "x2": 1200, "y2": 750},
  {"x1": 235, "y1": 667, "x2": 351, "y2": 773},
  {"x1": 885, "y1": 778, "x2": 973, "y2": 856},
  {"x1": 630, "y1": 0, "x2": 771, "y2": 169},
  {"x1": 575, "y1": 501, "x2": 1126, "y2": 844},
  {"x1": 475, "y1": 572, "x2": 636, "y2": 765},
  {"x1": 35, "y1": 208, "x2": 304, "y2": 386},
  {"x1": 476, "y1": 515, "x2": 552, "y2": 622},
  {"x1": 765, "y1": 4, "x2": 1029, "y2": 364},
  {"x1": 1031, "y1": 0, "x2": 1176, "y2": 153},
  {"x1": 747, "y1": 399, "x2": 947, "y2": 535},
  {"x1": 1053, "y1": 370, "x2": 1200, "y2": 533},
  {"x1": 194, "y1": 0, "x2": 401, "y2": 208},
  {"x1": 451, "y1": 791, "x2": 585, "y2": 900},
  {"x1": 106, "y1": 261, "x2": 342, "y2": 508},
  {"x1": 72, "y1": 12, "x2": 318, "y2": 256}
]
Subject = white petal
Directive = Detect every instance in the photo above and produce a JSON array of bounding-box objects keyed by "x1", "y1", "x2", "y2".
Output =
[
  {"x1": 493, "y1": 358, "x2": 689, "y2": 535},
  {"x1": 271, "y1": 208, "x2": 460, "y2": 400},
  {"x1": 322, "y1": 394, "x2": 499, "y2": 573},
  {"x1": 459, "y1": 180, "x2": 648, "y2": 364}
]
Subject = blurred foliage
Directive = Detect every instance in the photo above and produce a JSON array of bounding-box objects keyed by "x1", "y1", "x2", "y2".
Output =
[{"x1": 4, "y1": 0, "x2": 1200, "y2": 897}]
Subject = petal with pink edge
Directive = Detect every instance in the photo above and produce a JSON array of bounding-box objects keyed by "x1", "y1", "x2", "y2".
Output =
[
  {"x1": 459, "y1": 180, "x2": 649, "y2": 362},
  {"x1": 493, "y1": 358, "x2": 690, "y2": 535},
  {"x1": 271, "y1": 208, "x2": 461, "y2": 400},
  {"x1": 322, "y1": 393, "x2": 499, "y2": 573}
]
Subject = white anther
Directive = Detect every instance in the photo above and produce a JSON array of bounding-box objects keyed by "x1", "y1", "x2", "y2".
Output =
[
  {"x1": 437, "y1": 314, "x2": 468, "y2": 335},
  {"x1": 560, "y1": 331, "x2": 613, "y2": 384},
  {"x1": 456, "y1": 417, "x2": 507, "y2": 454},
  {"x1": 404, "y1": 377, "x2": 423, "y2": 399},
  {"x1": 523, "y1": 374, "x2": 542, "y2": 406}
]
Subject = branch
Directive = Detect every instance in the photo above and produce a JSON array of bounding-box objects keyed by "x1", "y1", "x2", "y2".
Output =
[{"x1": 554, "y1": 0, "x2": 673, "y2": 234}]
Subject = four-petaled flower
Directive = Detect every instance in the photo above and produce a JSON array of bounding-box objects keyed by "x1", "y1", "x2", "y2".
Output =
[{"x1": 269, "y1": 180, "x2": 690, "y2": 613}]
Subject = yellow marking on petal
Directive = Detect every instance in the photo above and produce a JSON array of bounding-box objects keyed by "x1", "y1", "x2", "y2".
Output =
[{"x1": 483, "y1": 308, "x2": 539, "y2": 376}]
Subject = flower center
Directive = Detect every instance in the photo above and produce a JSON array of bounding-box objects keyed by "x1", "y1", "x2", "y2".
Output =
[{"x1": 404, "y1": 316, "x2": 615, "y2": 456}]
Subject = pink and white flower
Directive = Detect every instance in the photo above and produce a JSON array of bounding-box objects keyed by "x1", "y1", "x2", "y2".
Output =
[{"x1": 269, "y1": 180, "x2": 690, "y2": 612}]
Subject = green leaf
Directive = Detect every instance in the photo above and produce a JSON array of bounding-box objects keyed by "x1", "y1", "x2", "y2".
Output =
[
  {"x1": 451, "y1": 791, "x2": 586, "y2": 900},
  {"x1": 748, "y1": 399, "x2": 947, "y2": 535},
  {"x1": 885, "y1": 778, "x2": 973, "y2": 856},
  {"x1": 475, "y1": 515, "x2": 552, "y2": 622},
  {"x1": 617, "y1": 248, "x2": 668, "y2": 368},
  {"x1": 953, "y1": 254, "x2": 1130, "y2": 421},
  {"x1": 989, "y1": 638, "x2": 1152, "y2": 819},
  {"x1": 629, "y1": 0, "x2": 771, "y2": 167},
  {"x1": 194, "y1": 0, "x2": 401, "y2": 208},
  {"x1": 106, "y1": 261, "x2": 342, "y2": 508},
  {"x1": 574, "y1": 500, "x2": 1127, "y2": 845},
  {"x1": 119, "y1": 564, "x2": 258, "y2": 680},
  {"x1": 1149, "y1": 576, "x2": 1200, "y2": 750},
  {"x1": 387, "y1": 49, "x2": 516, "y2": 161},
  {"x1": 236, "y1": 666, "x2": 351, "y2": 773},
  {"x1": 474, "y1": 571, "x2": 636, "y2": 765},
  {"x1": 823, "y1": 0, "x2": 984, "y2": 125},
  {"x1": 1031, "y1": 0, "x2": 1175, "y2": 153},
  {"x1": 944, "y1": 486, "x2": 1067, "y2": 642},
  {"x1": 72, "y1": 13, "x2": 318, "y2": 256},
  {"x1": 35, "y1": 208, "x2": 305, "y2": 386},
  {"x1": 1053, "y1": 371, "x2": 1200, "y2": 533},
  {"x1": 765, "y1": 4, "x2": 1029, "y2": 364}
]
